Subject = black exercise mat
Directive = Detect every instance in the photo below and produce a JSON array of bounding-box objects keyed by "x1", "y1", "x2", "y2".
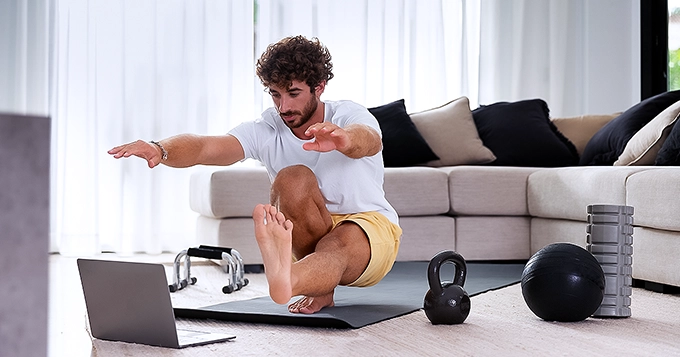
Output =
[{"x1": 174, "y1": 261, "x2": 525, "y2": 329}]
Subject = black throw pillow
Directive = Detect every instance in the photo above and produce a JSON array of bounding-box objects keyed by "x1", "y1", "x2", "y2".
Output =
[
  {"x1": 369, "y1": 99, "x2": 439, "y2": 167},
  {"x1": 579, "y1": 90, "x2": 680, "y2": 166},
  {"x1": 471, "y1": 99, "x2": 579, "y2": 167},
  {"x1": 655, "y1": 119, "x2": 680, "y2": 165}
]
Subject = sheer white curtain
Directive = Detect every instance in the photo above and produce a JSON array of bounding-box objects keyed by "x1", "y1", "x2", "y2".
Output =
[
  {"x1": 478, "y1": 0, "x2": 639, "y2": 117},
  {"x1": 50, "y1": 0, "x2": 483, "y2": 255},
  {"x1": 0, "y1": 0, "x2": 50, "y2": 115},
  {"x1": 50, "y1": 0, "x2": 255, "y2": 255},
  {"x1": 253, "y1": 0, "x2": 637, "y2": 116},
  {"x1": 255, "y1": 0, "x2": 481, "y2": 114},
  {"x1": 478, "y1": 0, "x2": 587, "y2": 116},
  {"x1": 44, "y1": 0, "x2": 638, "y2": 255}
]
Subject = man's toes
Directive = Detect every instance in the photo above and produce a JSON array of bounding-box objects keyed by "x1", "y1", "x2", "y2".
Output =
[
  {"x1": 253, "y1": 203, "x2": 264, "y2": 217},
  {"x1": 275, "y1": 211, "x2": 286, "y2": 225},
  {"x1": 298, "y1": 298, "x2": 325, "y2": 314},
  {"x1": 287, "y1": 296, "x2": 331, "y2": 314},
  {"x1": 284, "y1": 219, "x2": 293, "y2": 231},
  {"x1": 253, "y1": 204, "x2": 267, "y2": 222},
  {"x1": 298, "y1": 305, "x2": 317, "y2": 314},
  {"x1": 288, "y1": 297, "x2": 310, "y2": 313},
  {"x1": 263, "y1": 207, "x2": 276, "y2": 224}
]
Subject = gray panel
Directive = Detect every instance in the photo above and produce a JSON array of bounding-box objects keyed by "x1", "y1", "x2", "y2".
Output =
[{"x1": 0, "y1": 113, "x2": 50, "y2": 357}]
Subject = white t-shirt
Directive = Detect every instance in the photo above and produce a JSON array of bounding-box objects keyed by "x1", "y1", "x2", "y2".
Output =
[{"x1": 228, "y1": 100, "x2": 398, "y2": 225}]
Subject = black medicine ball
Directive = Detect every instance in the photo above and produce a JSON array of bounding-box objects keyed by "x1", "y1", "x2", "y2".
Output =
[{"x1": 521, "y1": 243, "x2": 605, "y2": 322}]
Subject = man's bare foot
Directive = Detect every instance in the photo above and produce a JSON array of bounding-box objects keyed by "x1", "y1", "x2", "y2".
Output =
[
  {"x1": 253, "y1": 204, "x2": 295, "y2": 304},
  {"x1": 288, "y1": 291, "x2": 335, "y2": 314}
]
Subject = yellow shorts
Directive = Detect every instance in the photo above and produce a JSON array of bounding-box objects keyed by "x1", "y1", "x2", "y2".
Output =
[{"x1": 331, "y1": 212, "x2": 402, "y2": 287}]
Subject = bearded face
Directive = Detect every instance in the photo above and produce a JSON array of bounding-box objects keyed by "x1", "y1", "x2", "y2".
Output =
[
  {"x1": 278, "y1": 92, "x2": 319, "y2": 129},
  {"x1": 268, "y1": 80, "x2": 325, "y2": 136}
]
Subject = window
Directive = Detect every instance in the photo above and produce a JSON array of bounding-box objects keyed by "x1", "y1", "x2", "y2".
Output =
[{"x1": 669, "y1": 1, "x2": 680, "y2": 90}]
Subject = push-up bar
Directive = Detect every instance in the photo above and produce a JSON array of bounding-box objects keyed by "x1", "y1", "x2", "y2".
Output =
[{"x1": 169, "y1": 245, "x2": 249, "y2": 294}]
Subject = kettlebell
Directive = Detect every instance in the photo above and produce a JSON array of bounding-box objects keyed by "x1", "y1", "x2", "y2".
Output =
[{"x1": 423, "y1": 250, "x2": 470, "y2": 325}]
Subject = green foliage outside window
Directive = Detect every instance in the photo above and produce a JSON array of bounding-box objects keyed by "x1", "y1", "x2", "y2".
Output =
[
  {"x1": 671, "y1": 48, "x2": 680, "y2": 91},
  {"x1": 671, "y1": 7, "x2": 680, "y2": 90}
]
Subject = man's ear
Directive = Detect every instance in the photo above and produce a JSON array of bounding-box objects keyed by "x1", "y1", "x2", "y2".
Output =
[{"x1": 314, "y1": 81, "x2": 326, "y2": 97}]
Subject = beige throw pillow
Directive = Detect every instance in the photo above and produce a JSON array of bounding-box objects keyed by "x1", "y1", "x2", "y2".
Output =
[
  {"x1": 614, "y1": 99, "x2": 680, "y2": 166},
  {"x1": 410, "y1": 97, "x2": 496, "y2": 167},
  {"x1": 551, "y1": 113, "x2": 619, "y2": 156}
]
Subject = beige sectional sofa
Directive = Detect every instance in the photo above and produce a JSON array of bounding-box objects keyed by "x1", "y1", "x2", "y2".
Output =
[
  {"x1": 190, "y1": 163, "x2": 680, "y2": 288},
  {"x1": 189, "y1": 99, "x2": 680, "y2": 289}
]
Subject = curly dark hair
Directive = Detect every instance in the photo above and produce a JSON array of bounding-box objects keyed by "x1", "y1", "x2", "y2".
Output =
[{"x1": 256, "y1": 35, "x2": 334, "y2": 91}]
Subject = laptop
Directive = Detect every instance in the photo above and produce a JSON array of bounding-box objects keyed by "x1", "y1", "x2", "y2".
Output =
[{"x1": 77, "y1": 258, "x2": 235, "y2": 348}]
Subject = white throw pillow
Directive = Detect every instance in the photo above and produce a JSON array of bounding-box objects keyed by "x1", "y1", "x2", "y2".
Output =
[
  {"x1": 410, "y1": 97, "x2": 496, "y2": 167},
  {"x1": 614, "y1": 99, "x2": 680, "y2": 166}
]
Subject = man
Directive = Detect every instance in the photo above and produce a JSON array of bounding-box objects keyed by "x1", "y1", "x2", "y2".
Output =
[{"x1": 108, "y1": 35, "x2": 402, "y2": 314}]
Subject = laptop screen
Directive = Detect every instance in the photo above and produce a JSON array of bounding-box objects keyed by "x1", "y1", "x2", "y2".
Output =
[{"x1": 78, "y1": 259, "x2": 182, "y2": 347}]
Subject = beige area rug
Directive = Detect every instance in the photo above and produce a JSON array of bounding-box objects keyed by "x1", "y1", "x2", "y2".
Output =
[{"x1": 86, "y1": 263, "x2": 680, "y2": 356}]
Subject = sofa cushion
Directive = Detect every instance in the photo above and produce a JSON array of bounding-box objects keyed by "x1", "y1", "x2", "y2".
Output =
[
  {"x1": 614, "y1": 99, "x2": 680, "y2": 166},
  {"x1": 409, "y1": 97, "x2": 496, "y2": 167},
  {"x1": 397, "y1": 216, "x2": 455, "y2": 261},
  {"x1": 368, "y1": 99, "x2": 439, "y2": 167},
  {"x1": 530, "y1": 218, "x2": 589, "y2": 254},
  {"x1": 383, "y1": 167, "x2": 450, "y2": 216},
  {"x1": 625, "y1": 168, "x2": 680, "y2": 231},
  {"x1": 472, "y1": 99, "x2": 579, "y2": 167},
  {"x1": 631, "y1": 228, "x2": 680, "y2": 286},
  {"x1": 527, "y1": 166, "x2": 653, "y2": 221},
  {"x1": 190, "y1": 166, "x2": 271, "y2": 218},
  {"x1": 551, "y1": 113, "x2": 618, "y2": 156},
  {"x1": 580, "y1": 90, "x2": 680, "y2": 166},
  {"x1": 442, "y1": 166, "x2": 542, "y2": 216},
  {"x1": 455, "y1": 216, "x2": 531, "y2": 260}
]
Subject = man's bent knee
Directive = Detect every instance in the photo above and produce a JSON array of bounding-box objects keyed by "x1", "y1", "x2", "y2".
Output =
[
  {"x1": 273, "y1": 165, "x2": 317, "y2": 186},
  {"x1": 270, "y1": 165, "x2": 319, "y2": 204},
  {"x1": 270, "y1": 165, "x2": 333, "y2": 258}
]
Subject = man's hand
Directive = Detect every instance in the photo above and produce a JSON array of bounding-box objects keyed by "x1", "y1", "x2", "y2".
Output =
[
  {"x1": 302, "y1": 123, "x2": 381, "y2": 158},
  {"x1": 303, "y1": 123, "x2": 381, "y2": 158},
  {"x1": 108, "y1": 140, "x2": 163, "y2": 168},
  {"x1": 302, "y1": 123, "x2": 351, "y2": 153}
]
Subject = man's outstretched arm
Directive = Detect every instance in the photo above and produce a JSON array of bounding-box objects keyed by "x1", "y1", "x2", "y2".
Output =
[
  {"x1": 302, "y1": 123, "x2": 381, "y2": 159},
  {"x1": 108, "y1": 134, "x2": 245, "y2": 168}
]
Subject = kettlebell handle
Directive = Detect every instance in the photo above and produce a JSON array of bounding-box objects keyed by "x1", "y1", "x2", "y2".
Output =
[{"x1": 427, "y1": 250, "x2": 467, "y2": 296}]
